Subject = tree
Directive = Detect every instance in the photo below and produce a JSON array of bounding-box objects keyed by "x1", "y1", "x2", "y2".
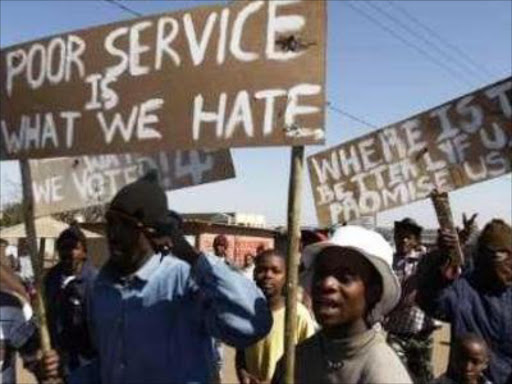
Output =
[{"x1": 0, "y1": 201, "x2": 24, "y2": 227}]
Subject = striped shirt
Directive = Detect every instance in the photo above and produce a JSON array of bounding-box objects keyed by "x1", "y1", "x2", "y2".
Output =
[{"x1": 0, "y1": 290, "x2": 37, "y2": 384}]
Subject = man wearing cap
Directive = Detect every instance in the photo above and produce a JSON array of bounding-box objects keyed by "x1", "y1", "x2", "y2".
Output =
[
  {"x1": 417, "y1": 219, "x2": 512, "y2": 384},
  {"x1": 273, "y1": 226, "x2": 411, "y2": 384},
  {"x1": 71, "y1": 173, "x2": 272, "y2": 384},
  {"x1": 385, "y1": 218, "x2": 435, "y2": 383}
]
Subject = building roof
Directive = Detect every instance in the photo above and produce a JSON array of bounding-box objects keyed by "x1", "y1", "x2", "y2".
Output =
[{"x1": 0, "y1": 216, "x2": 102, "y2": 239}]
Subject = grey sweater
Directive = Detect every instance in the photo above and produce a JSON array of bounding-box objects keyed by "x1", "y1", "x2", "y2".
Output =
[{"x1": 272, "y1": 328, "x2": 412, "y2": 384}]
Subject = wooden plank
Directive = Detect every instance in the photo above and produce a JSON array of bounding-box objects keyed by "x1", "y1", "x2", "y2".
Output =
[
  {"x1": 1, "y1": 0, "x2": 326, "y2": 160},
  {"x1": 30, "y1": 149, "x2": 235, "y2": 216},
  {"x1": 19, "y1": 160, "x2": 52, "y2": 353},
  {"x1": 283, "y1": 146, "x2": 305, "y2": 384},
  {"x1": 308, "y1": 77, "x2": 512, "y2": 227}
]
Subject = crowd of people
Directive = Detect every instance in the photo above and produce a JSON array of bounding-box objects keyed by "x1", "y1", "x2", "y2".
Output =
[{"x1": 1, "y1": 173, "x2": 511, "y2": 384}]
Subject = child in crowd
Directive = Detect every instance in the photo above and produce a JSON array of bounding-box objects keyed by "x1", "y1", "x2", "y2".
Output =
[
  {"x1": 273, "y1": 226, "x2": 412, "y2": 384},
  {"x1": 236, "y1": 250, "x2": 316, "y2": 384},
  {"x1": 432, "y1": 334, "x2": 492, "y2": 384}
]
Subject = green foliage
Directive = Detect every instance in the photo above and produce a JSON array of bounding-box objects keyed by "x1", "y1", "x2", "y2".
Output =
[{"x1": 0, "y1": 201, "x2": 24, "y2": 227}]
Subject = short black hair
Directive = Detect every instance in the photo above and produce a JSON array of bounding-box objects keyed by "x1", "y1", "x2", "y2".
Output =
[
  {"x1": 56, "y1": 224, "x2": 87, "y2": 253},
  {"x1": 256, "y1": 249, "x2": 285, "y2": 264},
  {"x1": 453, "y1": 333, "x2": 489, "y2": 356},
  {"x1": 213, "y1": 235, "x2": 228, "y2": 247}
]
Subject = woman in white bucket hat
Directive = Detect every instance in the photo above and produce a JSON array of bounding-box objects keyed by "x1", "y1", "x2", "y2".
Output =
[{"x1": 272, "y1": 226, "x2": 412, "y2": 384}]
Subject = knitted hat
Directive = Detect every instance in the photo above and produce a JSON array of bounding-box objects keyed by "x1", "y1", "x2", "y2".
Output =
[
  {"x1": 109, "y1": 171, "x2": 169, "y2": 229},
  {"x1": 394, "y1": 217, "x2": 423, "y2": 237},
  {"x1": 301, "y1": 226, "x2": 401, "y2": 322},
  {"x1": 478, "y1": 219, "x2": 512, "y2": 254}
]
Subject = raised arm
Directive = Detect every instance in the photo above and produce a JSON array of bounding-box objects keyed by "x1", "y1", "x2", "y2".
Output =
[
  {"x1": 192, "y1": 253, "x2": 272, "y2": 348},
  {"x1": 416, "y1": 229, "x2": 462, "y2": 321}
]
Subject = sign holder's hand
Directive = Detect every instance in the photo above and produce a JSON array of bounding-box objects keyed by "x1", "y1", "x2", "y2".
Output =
[
  {"x1": 37, "y1": 349, "x2": 64, "y2": 384},
  {"x1": 437, "y1": 228, "x2": 463, "y2": 280},
  {"x1": 430, "y1": 190, "x2": 465, "y2": 266},
  {"x1": 149, "y1": 211, "x2": 200, "y2": 266}
]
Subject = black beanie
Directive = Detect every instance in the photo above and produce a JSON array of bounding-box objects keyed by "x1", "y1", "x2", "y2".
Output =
[
  {"x1": 109, "y1": 171, "x2": 168, "y2": 228},
  {"x1": 394, "y1": 217, "x2": 423, "y2": 237}
]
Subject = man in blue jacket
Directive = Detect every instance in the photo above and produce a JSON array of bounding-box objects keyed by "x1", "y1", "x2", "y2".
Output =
[
  {"x1": 71, "y1": 172, "x2": 272, "y2": 384},
  {"x1": 417, "y1": 219, "x2": 512, "y2": 384}
]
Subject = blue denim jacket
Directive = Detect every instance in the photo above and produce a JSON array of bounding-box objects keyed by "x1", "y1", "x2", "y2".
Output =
[{"x1": 71, "y1": 253, "x2": 272, "y2": 384}]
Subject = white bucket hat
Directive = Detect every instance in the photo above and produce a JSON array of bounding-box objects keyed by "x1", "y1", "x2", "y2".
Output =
[{"x1": 300, "y1": 225, "x2": 401, "y2": 322}]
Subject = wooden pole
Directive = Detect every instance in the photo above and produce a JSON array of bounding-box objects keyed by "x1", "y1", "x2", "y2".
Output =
[
  {"x1": 19, "y1": 159, "x2": 52, "y2": 353},
  {"x1": 430, "y1": 189, "x2": 465, "y2": 265},
  {"x1": 283, "y1": 146, "x2": 305, "y2": 384}
]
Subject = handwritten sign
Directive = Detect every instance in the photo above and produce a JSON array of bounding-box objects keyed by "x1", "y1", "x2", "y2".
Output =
[
  {"x1": 0, "y1": 0, "x2": 326, "y2": 160},
  {"x1": 30, "y1": 149, "x2": 235, "y2": 216},
  {"x1": 308, "y1": 77, "x2": 512, "y2": 227}
]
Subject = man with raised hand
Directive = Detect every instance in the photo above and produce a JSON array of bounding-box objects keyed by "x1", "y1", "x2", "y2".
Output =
[
  {"x1": 417, "y1": 219, "x2": 512, "y2": 384},
  {"x1": 71, "y1": 172, "x2": 272, "y2": 384}
]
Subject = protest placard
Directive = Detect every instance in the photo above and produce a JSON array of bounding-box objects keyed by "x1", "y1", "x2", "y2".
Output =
[
  {"x1": 1, "y1": 0, "x2": 326, "y2": 160},
  {"x1": 308, "y1": 77, "x2": 512, "y2": 227},
  {"x1": 30, "y1": 149, "x2": 235, "y2": 216}
]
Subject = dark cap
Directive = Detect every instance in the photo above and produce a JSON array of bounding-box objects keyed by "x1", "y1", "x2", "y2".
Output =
[
  {"x1": 478, "y1": 219, "x2": 512, "y2": 254},
  {"x1": 394, "y1": 218, "x2": 423, "y2": 236},
  {"x1": 109, "y1": 171, "x2": 169, "y2": 229}
]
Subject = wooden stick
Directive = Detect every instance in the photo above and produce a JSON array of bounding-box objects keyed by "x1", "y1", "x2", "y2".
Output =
[
  {"x1": 20, "y1": 159, "x2": 52, "y2": 353},
  {"x1": 283, "y1": 146, "x2": 305, "y2": 384},
  {"x1": 430, "y1": 189, "x2": 465, "y2": 265}
]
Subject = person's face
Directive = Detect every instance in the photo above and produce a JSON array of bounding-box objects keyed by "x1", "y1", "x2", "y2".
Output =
[
  {"x1": 394, "y1": 228, "x2": 419, "y2": 256},
  {"x1": 312, "y1": 247, "x2": 373, "y2": 329},
  {"x1": 213, "y1": 242, "x2": 227, "y2": 258},
  {"x1": 254, "y1": 255, "x2": 286, "y2": 300},
  {"x1": 478, "y1": 249, "x2": 512, "y2": 289},
  {"x1": 106, "y1": 212, "x2": 151, "y2": 275},
  {"x1": 452, "y1": 341, "x2": 488, "y2": 384},
  {"x1": 492, "y1": 251, "x2": 512, "y2": 288},
  {"x1": 58, "y1": 240, "x2": 86, "y2": 275}
]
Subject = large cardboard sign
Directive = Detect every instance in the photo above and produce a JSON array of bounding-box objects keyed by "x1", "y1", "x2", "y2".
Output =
[
  {"x1": 1, "y1": 0, "x2": 326, "y2": 160},
  {"x1": 31, "y1": 149, "x2": 235, "y2": 216},
  {"x1": 308, "y1": 77, "x2": 512, "y2": 227}
]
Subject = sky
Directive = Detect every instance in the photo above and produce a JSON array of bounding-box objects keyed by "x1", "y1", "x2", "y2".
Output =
[{"x1": 1, "y1": 0, "x2": 511, "y2": 229}]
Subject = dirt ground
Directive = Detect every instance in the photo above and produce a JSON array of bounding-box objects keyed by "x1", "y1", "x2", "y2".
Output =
[
  {"x1": 219, "y1": 323, "x2": 451, "y2": 383},
  {"x1": 16, "y1": 323, "x2": 451, "y2": 384}
]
